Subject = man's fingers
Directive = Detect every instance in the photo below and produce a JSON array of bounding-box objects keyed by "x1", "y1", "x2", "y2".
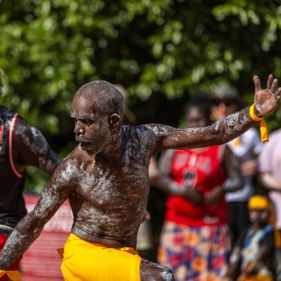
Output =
[
  {"x1": 271, "y1": 78, "x2": 279, "y2": 93},
  {"x1": 277, "y1": 87, "x2": 281, "y2": 98},
  {"x1": 267, "y1": 74, "x2": 273, "y2": 89},
  {"x1": 253, "y1": 75, "x2": 261, "y2": 92}
]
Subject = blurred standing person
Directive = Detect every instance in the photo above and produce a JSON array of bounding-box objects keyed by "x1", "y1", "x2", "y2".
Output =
[
  {"x1": 156, "y1": 95, "x2": 242, "y2": 281},
  {"x1": 0, "y1": 70, "x2": 60, "y2": 280},
  {"x1": 257, "y1": 127, "x2": 281, "y2": 281},
  {"x1": 211, "y1": 83, "x2": 263, "y2": 247}
]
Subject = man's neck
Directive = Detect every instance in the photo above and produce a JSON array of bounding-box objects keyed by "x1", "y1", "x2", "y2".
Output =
[{"x1": 96, "y1": 129, "x2": 124, "y2": 163}]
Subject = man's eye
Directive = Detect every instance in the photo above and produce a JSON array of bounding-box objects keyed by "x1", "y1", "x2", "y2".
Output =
[
  {"x1": 70, "y1": 118, "x2": 77, "y2": 125},
  {"x1": 83, "y1": 119, "x2": 94, "y2": 125}
]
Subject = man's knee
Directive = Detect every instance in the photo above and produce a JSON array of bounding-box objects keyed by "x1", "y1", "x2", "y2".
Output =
[
  {"x1": 159, "y1": 265, "x2": 174, "y2": 281},
  {"x1": 140, "y1": 259, "x2": 175, "y2": 281}
]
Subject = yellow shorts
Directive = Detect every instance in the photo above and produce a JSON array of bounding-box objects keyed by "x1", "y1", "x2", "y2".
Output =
[{"x1": 61, "y1": 233, "x2": 141, "y2": 281}]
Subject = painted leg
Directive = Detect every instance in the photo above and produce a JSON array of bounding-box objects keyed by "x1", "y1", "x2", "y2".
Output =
[{"x1": 140, "y1": 258, "x2": 175, "y2": 281}]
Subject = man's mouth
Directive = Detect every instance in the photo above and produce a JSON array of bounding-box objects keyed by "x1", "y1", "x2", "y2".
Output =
[
  {"x1": 76, "y1": 136, "x2": 90, "y2": 144},
  {"x1": 79, "y1": 142, "x2": 92, "y2": 150}
]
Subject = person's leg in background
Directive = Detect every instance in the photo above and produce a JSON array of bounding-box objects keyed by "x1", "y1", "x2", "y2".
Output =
[
  {"x1": 227, "y1": 201, "x2": 250, "y2": 248},
  {"x1": 137, "y1": 220, "x2": 155, "y2": 261}
]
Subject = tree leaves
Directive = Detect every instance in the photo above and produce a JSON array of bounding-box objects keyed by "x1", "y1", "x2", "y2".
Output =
[{"x1": 0, "y1": 0, "x2": 280, "y2": 141}]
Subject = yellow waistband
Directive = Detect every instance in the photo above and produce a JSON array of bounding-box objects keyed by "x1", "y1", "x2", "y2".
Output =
[{"x1": 68, "y1": 233, "x2": 139, "y2": 254}]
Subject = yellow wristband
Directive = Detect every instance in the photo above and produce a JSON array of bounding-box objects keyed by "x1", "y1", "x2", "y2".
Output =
[
  {"x1": 249, "y1": 104, "x2": 269, "y2": 142},
  {"x1": 249, "y1": 104, "x2": 263, "y2": 121}
]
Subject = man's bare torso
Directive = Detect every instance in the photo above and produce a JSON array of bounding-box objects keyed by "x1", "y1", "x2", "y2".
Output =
[{"x1": 66, "y1": 125, "x2": 155, "y2": 247}]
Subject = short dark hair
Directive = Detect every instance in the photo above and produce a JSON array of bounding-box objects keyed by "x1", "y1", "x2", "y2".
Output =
[
  {"x1": 184, "y1": 93, "x2": 211, "y2": 119},
  {"x1": 76, "y1": 80, "x2": 125, "y2": 117}
]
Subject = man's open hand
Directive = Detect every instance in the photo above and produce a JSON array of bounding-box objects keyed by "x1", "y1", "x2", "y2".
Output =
[{"x1": 254, "y1": 74, "x2": 281, "y2": 117}]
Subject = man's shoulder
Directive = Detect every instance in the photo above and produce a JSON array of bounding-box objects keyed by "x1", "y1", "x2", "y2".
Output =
[
  {"x1": 121, "y1": 124, "x2": 157, "y2": 154},
  {"x1": 122, "y1": 123, "x2": 152, "y2": 132},
  {"x1": 0, "y1": 104, "x2": 17, "y2": 120},
  {"x1": 64, "y1": 147, "x2": 84, "y2": 162},
  {"x1": 122, "y1": 124, "x2": 156, "y2": 140},
  {"x1": 54, "y1": 151, "x2": 82, "y2": 183},
  {"x1": 0, "y1": 104, "x2": 10, "y2": 112}
]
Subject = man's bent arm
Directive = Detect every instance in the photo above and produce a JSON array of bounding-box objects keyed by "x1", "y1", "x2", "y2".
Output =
[
  {"x1": 0, "y1": 161, "x2": 74, "y2": 269},
  {"x1": 13, "y1": 117, "x2": 61, "y2": 175}
]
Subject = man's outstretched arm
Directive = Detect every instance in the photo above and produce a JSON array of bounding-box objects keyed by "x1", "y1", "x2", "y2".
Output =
[
  {"x1": 0, "y1": 160, "x2": 75, "y2": 269},
  {"x1": 147, "y1": 74, "x2": 281, "y2": 151}
]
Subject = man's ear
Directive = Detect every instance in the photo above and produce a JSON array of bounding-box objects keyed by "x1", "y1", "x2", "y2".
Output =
[{"x1": 109, "y1": 113, "x2": 121, "y2": 132}]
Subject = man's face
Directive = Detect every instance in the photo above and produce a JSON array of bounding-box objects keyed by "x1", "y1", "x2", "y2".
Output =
[
  {"x1": 185, "y1": 107, "x2": 209, "y2": 128},
  {"x1": 249, "y1": 209, "x2": 269, "y2": 226},
  {"x1": 71, "y1": 95, "x2": 112, "y2": 155},
  {"x1": 211, "y1": 98, "x2": 238, "y2": 121}
]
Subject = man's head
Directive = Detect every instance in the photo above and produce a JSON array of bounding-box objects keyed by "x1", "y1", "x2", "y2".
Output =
[
  {"x1": 184, "y1": 94, "x2": 211, "y2": 128},
  {"x1": 71, "y1": 80, "x2": 125, "y2": 155},
  {"x1": 248, "y1": 195, "x2": 270, "y2": 228},
  {"x1": 211, "y1": 83, "x2": 240, "y2": 121}
]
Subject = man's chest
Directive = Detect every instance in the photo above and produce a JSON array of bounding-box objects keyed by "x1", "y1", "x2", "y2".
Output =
[{"x1": 75, "y1": 162, "x2": 148, "y2": 204}]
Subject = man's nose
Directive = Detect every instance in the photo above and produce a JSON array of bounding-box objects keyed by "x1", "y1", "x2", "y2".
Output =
[
  {"x1": 218, "y1": 103, "x2": 228, "y2": 115},
  {"x1": 74, "y1": 121, "x2": 85, "y2": 135}
]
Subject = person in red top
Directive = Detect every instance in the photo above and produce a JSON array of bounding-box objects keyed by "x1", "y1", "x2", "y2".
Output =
[{"x1": 156, "y1": 95, "x2": 243, "y2": 281}]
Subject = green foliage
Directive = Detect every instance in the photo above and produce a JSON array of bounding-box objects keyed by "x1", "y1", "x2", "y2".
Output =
[{"x1": 0, "y1": 0, "x2": 281, "y2": 190}]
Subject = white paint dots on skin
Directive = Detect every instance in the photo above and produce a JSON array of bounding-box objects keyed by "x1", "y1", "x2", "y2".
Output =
[
  {"x1": 141, "y1": 263, "x2": 174, "y2": 281},
  {"x1": 38, "y1": 157, "x2": 56, "y2": 173},
  {"x1": 93, "y1": 176, "x2": 116, "y2": 204},
  {"x1": 161, "y1": 270, "x2": 174, "y2": 281},
  {"x1": 58, "y1": 160, "x2": 80, "y2": 183},
  {"x1": 28, "y1": 127, "x2": 49, "y2": 154},
  {"x1": 147, "y1": 125, "x2": 170, "y2": 136}
]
